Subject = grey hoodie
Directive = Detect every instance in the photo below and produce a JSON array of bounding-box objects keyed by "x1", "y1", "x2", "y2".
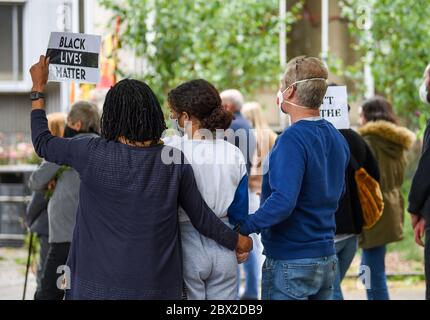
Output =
[{"x1": 28, "y1": 133, "x2": 98, "y2": 243}]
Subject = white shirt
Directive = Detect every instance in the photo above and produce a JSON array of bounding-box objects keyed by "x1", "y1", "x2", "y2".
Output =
[{"x1": 165, "y1": 135, "x2": 248, "y2": 223}]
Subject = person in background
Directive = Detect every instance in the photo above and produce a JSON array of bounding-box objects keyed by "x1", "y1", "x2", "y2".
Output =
[
  {"x1": 327, "y1": 84, "x2": 380, "y2": 300},
  {"x1": 29, "y1": 56, "x2": 252, "y2": 300},
  {"x1": 238, "y1": 56, "x2": 350, "y2": 300},
  {"x1": 220, "y1": 89, "x2": 257, "y2": 175},
  {"x1": 242, "y1": 102, "x2": 278, "y2": 192},
  {"x1": 26, "y1": 112, "x2": 66, "y2": 294},
  {"x1": 167, "y1": 79, "x2": 249, "y2": 300},
  {"x1": 220, "y1": 89, "x2": 258, "y2": 300},
  {"x1": 358, "y1": 96, "x2": 415, "y2": 300},
  {"x1": 29, "y1": 102, "x2": 100, "y2": 300},
  {"x1": 239, "y1": 102, "x2": 278, "y2": 300},
  {"x1": 408, "y1": 63, "x2": 430, "y2": 300}
]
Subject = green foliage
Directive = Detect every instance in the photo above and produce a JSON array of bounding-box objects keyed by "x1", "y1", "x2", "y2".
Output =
[
  {"x1": 333, "y1": 0, "x2": 430, "y2": 128},
  {"x1": 100, "y1": 0, "x2": 303, "y2": 106}
]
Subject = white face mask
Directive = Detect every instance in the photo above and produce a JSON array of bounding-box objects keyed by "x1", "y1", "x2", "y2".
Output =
[
  {"x1": 170, "y1": 113, "x2": 185, "y2": 135},
  {"x1": 277, "y1": 78, "x2": 327, "y2": 113},
  {"x1": 419, "y1": 82, "x2": 429, "y2": 104}
]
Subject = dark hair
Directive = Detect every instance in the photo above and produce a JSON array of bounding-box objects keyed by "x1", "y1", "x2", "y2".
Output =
[
  {"x1": 361, "y1": 96, "x2": 398, "y2": 124},
  {"x1": 100, "y1": 79, "x2": 167, "y2": 142},
  {"x1": 167, "y1": 79, "x2": 233, "y2": 131}
]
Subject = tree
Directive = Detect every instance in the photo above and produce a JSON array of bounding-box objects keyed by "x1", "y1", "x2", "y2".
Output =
[
  {"x1": 100, "y1": 0, "x2": 303, "y2": 106},
  {"x1": 332, "y1": 0, "x2": 430, "y2": 131}
]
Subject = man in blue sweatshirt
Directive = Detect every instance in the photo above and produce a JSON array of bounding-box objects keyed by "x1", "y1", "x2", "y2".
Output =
[{"x1": 239, "y1": 56, "x2": 350, "y2": 300}]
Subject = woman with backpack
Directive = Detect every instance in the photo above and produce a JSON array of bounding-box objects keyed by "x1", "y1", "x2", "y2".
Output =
[{"x1": 333, "y1": 125, "x2": 380, "y2": 300}]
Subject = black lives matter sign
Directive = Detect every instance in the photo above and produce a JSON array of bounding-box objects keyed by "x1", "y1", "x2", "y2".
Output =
[{"x1": 46, "y1": 32, "x2": 101, "y2": 83}]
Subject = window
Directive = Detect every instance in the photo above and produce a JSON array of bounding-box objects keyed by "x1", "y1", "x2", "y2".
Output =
[{"x1": 0, "y1": 4, "x2": 23, "y2": 81}]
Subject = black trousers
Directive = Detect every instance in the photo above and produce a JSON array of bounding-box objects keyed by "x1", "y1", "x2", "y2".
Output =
[
  {"x1": 426, "y1": 224, "x2": 430, "y2": 300},
  {"x1": 35, "y1": 234, "x2": 49, "y2": 292},
  {"x1": 34, "y1": 242, "x2": 71, "y2": 300}
]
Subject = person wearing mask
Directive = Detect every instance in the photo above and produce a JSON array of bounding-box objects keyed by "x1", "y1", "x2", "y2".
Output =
[
  {"x1": 29, "y1": 102, "x2": 100, "y2": 300},
  {"x1": 327, "y1": 85, "x2": 381, "y2": 300},
  {"x1": 29, "y1": 55, "x2": 252, "y2": 300},
  {"x1": 237, "y1": 56, "x2": 350, "y2": 300},
  {"x1": 26, "y1": 112, "x2": 66, "y2": 294},
  {"x1": 408, "y1": 63, "x2": 430, "y2": 300},
  {"x1": 238, "y1": 102, "x2": 278, "y2": 300},
  {"x1": 358, "y1": 96, "x2": 415, "y2": 300},
  {"x1": 167, "y1": 79, "x2": 249, "y2": 299}
]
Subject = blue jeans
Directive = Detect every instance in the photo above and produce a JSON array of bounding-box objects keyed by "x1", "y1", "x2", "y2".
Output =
[
  {"x1": 261, "y1": 255, "x2": 338, "y2": 300},
  {"x1": 361, "y1": 245, "x2": 390, "y2": 300},
  {"x1": 333, "y1": 236, "x2": 358, "y2": 300},
  {"x1": 237, "y1": 234, "x2": 263, "y2": 299}
]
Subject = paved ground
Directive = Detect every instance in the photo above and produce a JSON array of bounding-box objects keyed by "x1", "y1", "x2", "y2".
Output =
[
  {"x1": 0, "y1": 247, "x2": 426, "y2": 300},
  {"x1": 341, "y1": 278, "x2": 425, "y2": 300},
  {"x1": 0, "y1": 248, "x2": 36, "y2": 300}
]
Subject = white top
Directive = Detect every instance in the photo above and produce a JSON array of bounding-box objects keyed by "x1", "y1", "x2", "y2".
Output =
[{"x1": 165, "y1": 135, "x2": 248, "y2": 223}]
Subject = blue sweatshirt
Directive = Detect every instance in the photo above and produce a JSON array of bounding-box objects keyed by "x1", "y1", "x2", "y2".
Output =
[{"x1": 240, "y1": 119, "x2": 349, "y2": 260}]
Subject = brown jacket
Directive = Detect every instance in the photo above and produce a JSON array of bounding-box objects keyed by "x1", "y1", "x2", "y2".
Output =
[{"x1": 358, "y1": 120, "x2": 415, "y2": 249}]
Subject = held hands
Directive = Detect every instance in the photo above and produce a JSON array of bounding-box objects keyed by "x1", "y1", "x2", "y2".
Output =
[
  {"x1": 30, "y1": 55, "x2": 50, "y2": 92},
  {"x1": 414, "y1": 217, "x2": 426, "y2": 247},
  {"x1": 236, "y1": 234, "x2": 253, "y2": 264}
]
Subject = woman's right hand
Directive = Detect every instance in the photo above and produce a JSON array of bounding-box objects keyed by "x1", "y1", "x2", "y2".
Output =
[{"x1": 236, "y1": 251, "x2": 249, "y2": 264}]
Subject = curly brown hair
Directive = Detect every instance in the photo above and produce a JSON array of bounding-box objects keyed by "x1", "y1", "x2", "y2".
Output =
[{"x1": 167, "y1": 79, "x2": 233, "y2": 131}]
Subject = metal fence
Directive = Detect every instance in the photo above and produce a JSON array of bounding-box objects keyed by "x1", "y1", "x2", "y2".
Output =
[{"x1": 0, "y1": 165, "x2": 36, "y2": 247}]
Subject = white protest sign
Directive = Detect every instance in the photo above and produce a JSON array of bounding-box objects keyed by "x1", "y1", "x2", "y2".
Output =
[
  {"x1": 46, "y1": 32, "x2": 101, "y2": 83},
  {"x1": 320, "y1": 86, "x2": 350, "y2": 129}
]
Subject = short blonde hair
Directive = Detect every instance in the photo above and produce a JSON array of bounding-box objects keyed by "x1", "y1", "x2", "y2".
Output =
[
  {"x1": 242, "y1": 101, "x2": 277, "y2": 175},
  {"x1": 47, "y1": 112, "x2": 67, "y2": 137}
]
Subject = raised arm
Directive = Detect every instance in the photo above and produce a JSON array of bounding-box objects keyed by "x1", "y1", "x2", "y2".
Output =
[{"x1": 30, "y1": 55, "x2": 93, "y2": 174}]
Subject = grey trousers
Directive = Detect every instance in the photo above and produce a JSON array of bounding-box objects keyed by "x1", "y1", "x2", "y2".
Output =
[{"x1": 180, "y1": 221, "x2": 238, "y2": 300}]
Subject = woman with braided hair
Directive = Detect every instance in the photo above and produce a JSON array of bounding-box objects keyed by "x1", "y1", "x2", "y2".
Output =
[{"x1": 29, "y1": 56, "x2": 252, "y2": 300}]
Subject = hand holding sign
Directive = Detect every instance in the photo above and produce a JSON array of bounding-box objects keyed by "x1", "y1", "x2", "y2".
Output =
[
  {"x1": 30, "y1": 55, "x2": 50, "y2": 92},
  {"x1": 46, "y1": 32, "x2": 101, "y2": 83}
]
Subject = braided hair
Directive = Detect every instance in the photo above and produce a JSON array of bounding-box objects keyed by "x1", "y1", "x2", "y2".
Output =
[{"x1": 101, "y1": 79, "x2": 167, "y2": 142}]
